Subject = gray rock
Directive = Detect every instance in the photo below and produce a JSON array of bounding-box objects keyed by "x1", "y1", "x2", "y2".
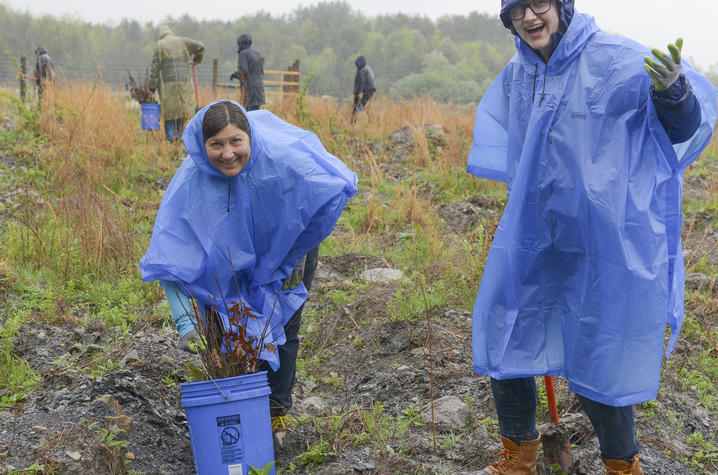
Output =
[
  {"x1": 120, "y1": 349, "x2": 141, "y2": 367},
  {"x1": 422, "y1": 395, "x2": 471, "y2": 432},
  {"x1": 299, "y1": 396, "x2": 328, "y2": 415},
  {"x1": 686, "y1": 272, "x2": 716, "y2": 291},
  {"x1": 361, "y1": 267, "x2": 404, "y2": 283}
]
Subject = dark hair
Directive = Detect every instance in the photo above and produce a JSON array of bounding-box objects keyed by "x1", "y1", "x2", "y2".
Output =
[{"x1": 202, "y1": 101, "x2": 251, "y2": 143}]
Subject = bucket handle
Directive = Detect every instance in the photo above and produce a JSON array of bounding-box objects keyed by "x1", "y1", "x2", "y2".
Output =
[{"x1": 195, "y1": 355, "x2": 230, "y2": 400}]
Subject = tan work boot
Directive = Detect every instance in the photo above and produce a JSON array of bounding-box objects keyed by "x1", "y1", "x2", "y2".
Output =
[
  {"x1": 480, "y1": 435, "x2": 541, "y2": 474},
  {"x1": 601, "y1": 454, "x2": 644, "y2": 474}
]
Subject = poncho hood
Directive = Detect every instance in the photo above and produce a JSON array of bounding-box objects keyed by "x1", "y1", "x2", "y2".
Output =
[
  {"x1": 355, "y1": 55, "x2": 367, "y2": 69},
  {"x1": 182, "y1": 101, "x2": 257, "y2": 180},
  {"x1": 237, "y1": 34, "x2": 252, "y2": 52},
  {"x1": 500, "y1": 0, "x2": 575, "y2": 31},
  {"x1": 158, "y1": 24, "x2": 173, "y2": 40},
  {"x1": 140, "y1": 100, "x2": 358, "y2": 368}
]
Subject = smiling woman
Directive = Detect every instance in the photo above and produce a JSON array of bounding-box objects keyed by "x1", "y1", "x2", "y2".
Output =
[
  {"x1": 139, "y1": 99, "x2": 358, "y2": 421},
  {"x1": 202, "y1": 102, "x2": 252, "y2": 177}
]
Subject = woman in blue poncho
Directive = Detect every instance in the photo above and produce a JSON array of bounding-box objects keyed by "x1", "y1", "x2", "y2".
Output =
[
  {"x1": 469, "y1": 1, "x2": 716, "y2": 473},
  {"x1": 140, "y1": 100, "x2": 358, "y2": 422}
]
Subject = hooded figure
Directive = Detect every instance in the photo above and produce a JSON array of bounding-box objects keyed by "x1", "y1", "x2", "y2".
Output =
[
  {"x1": 469, "y1": 0, "x2": 716, "y2": 472},
  {"x1": 140, "y1": 101, "x2": 358, "y2": 372},
  {"x1": 353, "y1": 55, "x2": 376, "y2": 112},
  {"x1": 33, "y1": 46, "x2": 54, "y2": 100},
  {"x1": 149, "y1": 25, "x2": 205, "y2": 140},
  {"x1": 230, "y1": 34, "x2": 265, "y2": 111}
]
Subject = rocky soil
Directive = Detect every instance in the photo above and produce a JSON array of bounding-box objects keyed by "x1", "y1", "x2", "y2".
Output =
[{"x1": 0, "y1": 122, "x2": 716, "y2": 474}]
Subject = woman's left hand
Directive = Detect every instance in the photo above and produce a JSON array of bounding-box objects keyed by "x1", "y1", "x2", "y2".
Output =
[{"x1": 282, "y1": 255, "x2": 306, "y2": 290}]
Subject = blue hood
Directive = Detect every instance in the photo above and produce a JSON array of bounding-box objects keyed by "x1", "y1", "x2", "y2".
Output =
[{"x1": 500, "y1": 0, "x2": 575, "y2": 32}]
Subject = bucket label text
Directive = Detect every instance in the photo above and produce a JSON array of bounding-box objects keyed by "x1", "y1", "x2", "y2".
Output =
[{"x1": 217, "y1": 414, "x2": 245, "y2": 464}]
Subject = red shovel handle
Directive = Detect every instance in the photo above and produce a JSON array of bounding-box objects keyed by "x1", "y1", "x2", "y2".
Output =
[
  {"x1": 190, "y1": 62, "x2": 200, "y2": 106},
  {"x1": 545, "y1": 375, "x2": 560, "y2": 424}
]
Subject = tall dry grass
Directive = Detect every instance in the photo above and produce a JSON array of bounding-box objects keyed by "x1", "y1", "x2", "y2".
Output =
[
  {"x1": 11, "y1": 79, "x2": 176, "y2": 279},
  {"x1": 12, "y1": 81, "x2": 482, "y2": 283}
]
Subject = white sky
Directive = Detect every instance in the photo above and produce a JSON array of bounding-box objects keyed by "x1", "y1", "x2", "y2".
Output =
[{"x1": 4, "y1": 0, "x2": 717, "y2": 70}]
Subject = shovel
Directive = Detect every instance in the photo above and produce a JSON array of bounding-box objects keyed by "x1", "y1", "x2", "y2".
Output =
[
  {"x1": 542, "y1": 375, "x2": 573, "y2": 473},
  {"x1": 190, "y1": 61, "x2": 201, "y2": 112}
]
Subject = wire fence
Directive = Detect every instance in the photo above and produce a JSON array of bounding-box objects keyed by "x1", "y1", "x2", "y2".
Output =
[{"x1": 0, "y1": 56, "x2": 238, "y2": 91}]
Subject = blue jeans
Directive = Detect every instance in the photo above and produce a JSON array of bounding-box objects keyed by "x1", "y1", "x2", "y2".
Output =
[
  {"x1": 491, "y1": 377, "x2": 640, "y2": 461},
  {"x1": 164, "y1": 118, "x2": 184, "y2": 142},
  {"x1": 259, "y1": 246, "x2": 320, "y2": 415}
]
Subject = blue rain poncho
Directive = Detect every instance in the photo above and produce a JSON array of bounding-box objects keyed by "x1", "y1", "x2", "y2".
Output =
[
  {"x1": 140, "y1": 101, "x2": 358, "y2": 368},
  {"x1": 468, "y1": 13, "x2": 717, "y2": 406}
]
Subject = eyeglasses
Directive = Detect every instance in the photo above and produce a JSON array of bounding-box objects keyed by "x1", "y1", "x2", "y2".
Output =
[{"x1": 509, "y1": 0, "x2": 552, "y2": 20}]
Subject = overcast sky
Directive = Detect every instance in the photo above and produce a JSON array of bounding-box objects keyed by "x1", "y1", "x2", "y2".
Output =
[{"x1": 5, "y1": 0, "x2": 717, "y2": 69}]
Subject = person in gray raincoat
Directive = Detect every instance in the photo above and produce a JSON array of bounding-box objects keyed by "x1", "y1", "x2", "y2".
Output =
[
  {"x1": 468, "y1": 0, "x2": 716, "y2": 473},
  {"x1": 230, "y1": 34, "x2": 265, "y2": 111},
  {"x1": 149, "y1": 25, "x2": 205, "y2": 142},
  {"x1": 34, "y1": 46, "x2": 54, "y2": 103},
  {"x1": 352, "y1": 55, "x2": 376, "y2": 116}
]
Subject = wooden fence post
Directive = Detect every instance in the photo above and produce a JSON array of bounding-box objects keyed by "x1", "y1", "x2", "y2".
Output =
[
  {"x1": 212, "y1": 58, "x2": 218, "y2": 98},
  {"x1": 20, "y1": 56, "x2": 26, "y2": 101},
  {"x1": 283, "y1": 60, "x2": 300, "y2": 99}
]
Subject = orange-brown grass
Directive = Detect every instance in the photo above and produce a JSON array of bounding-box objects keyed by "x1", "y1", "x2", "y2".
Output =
[
  {"x1": 17, "y1": 79, "x2": 175, "y2": 279},
  {"x1": 23, "y1": 82, "x2": 482, "y2": 282}
]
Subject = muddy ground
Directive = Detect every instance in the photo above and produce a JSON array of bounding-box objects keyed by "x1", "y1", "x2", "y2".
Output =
[{"x1": 0, "y1": 124, "x2": 716, "y2": 474}]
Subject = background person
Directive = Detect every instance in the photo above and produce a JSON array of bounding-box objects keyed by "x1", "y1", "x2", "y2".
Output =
[
  {"x1": 230, "y1": 34, "x2": 265, "y2": 111},
  {"x1": 352, "y1": 55, "x2": 376, "y2": 118},
  {"x1": 149, "y1": 25, "x2": 205, "y2": 142},
  {"x1": 468, "y1": 0, "x2": 717, "y2": 473},
  {"x1": 140, "y1": 100, "x2": 357, "y2": 422},
  {"x1": 33, "y1": 46, "x2": 54, "y2": 103}
]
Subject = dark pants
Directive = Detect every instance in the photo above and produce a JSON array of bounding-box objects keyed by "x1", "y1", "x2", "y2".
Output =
[
  {"x1": 247, "y1": 105, "x2": 261, "y2": 111},
  {"x1": 164, "y1": 119, "x2": 185, "y2": 142},
  {"x1": 359, "y1": 90, "x2": 374, "y2": 107},
  {"x1": 491, "y1": 377, "x2": 640, "y2": 462},
  {"x1": 259, "y1": 246, "x2": 319, "y2": 415}
]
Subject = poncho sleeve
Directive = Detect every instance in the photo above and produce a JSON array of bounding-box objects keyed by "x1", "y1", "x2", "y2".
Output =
[{"x1": 467, "y1": 64, "x2": 513, "y2": 183}]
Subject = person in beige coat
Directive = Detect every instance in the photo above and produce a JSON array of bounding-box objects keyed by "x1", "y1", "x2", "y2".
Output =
[{"x1": 149, "y1": 25, "x2": 205, "y2": 141}]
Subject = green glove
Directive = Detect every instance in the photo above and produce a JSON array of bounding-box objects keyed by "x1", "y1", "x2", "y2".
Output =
[
  {"x1": 282, "y1": 255, "x2": 306, "y2": 290},
  {"x1": 179, "y1": 329, "x2": 206, "y2": 353},
  {"x1": 644, "y1": 38, "x2": 683, "y2": 91}
]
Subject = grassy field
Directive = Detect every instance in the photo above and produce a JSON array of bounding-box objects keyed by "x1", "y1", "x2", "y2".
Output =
[{"x1": 0, "y1": 81, "x2": 716, "y2": 473}]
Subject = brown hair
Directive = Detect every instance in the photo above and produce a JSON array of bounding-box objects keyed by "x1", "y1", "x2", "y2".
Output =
[{"x1": 202, "y1": 101, "x2": 251, "y2": 143}]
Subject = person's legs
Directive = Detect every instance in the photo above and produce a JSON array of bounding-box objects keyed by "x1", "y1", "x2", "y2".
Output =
[
  {"x1": 164, "y1": 119, "x2": 185, "y2": 142},
  {"x1": 262, "y1": 246, "x2": 320, "y2": 415},
  {"x1": 247, "y1": 105, "x2": 260, "y2": 111},
  {"x1": 164, "y1": 119, "x2": 176, "y2": 142},
  {"x1": 175, "y1": 118, "x2": 185, "y2": 139},
  {"x1": 360, "y1": 90, "x2": 374, "y2": 107},
  {"x1": 576, "y1": 394, "x2": 639, "y2": 462},
  {"x1": 491, "y1": 377, "x2": 540, "y2": 443}
]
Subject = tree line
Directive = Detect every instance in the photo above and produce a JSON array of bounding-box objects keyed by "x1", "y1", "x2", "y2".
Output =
[{"x1": 0, "y1": 1, "x2": 517, "y2": 103}]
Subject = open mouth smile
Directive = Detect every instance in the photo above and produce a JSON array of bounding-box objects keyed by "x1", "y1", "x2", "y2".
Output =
[{"x1": 526, "y1": 24, "x2": 545, "y2": 36}]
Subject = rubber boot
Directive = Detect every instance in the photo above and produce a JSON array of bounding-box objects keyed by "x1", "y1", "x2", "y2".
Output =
[
  {"x1": 601, "y1": 454, "x2": 644, "y2": 474},
  {"x1": 480, "y1": 436, "x2": 541, "y2": 474}
]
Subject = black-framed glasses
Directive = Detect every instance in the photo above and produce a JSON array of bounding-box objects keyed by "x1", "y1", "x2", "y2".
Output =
[{"x1": 509, "y1": 0, "x2": 552, "y2": 20}]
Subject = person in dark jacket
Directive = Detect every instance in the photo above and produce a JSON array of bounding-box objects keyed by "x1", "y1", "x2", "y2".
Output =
[
  {"x1": 34, "y1": 46, "x2": 54, "y2": 102},
  {"x1": 352, "y1": 55, "x2": 376, "y2": 116},
  {"x1": 468, "y1": 1, "x2": 716, "y2": 474},
  {"x1": 230, "y1": 34, "x2": 265, "y2": 111}
]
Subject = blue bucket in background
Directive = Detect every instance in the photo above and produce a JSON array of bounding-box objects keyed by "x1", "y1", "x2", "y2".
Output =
[
  {"x1": 180, "y1": 371, "x2": 275, "y2": 475},
  {"x1": 140, "y1": 102, "x2": 160, "y2": 130}
]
